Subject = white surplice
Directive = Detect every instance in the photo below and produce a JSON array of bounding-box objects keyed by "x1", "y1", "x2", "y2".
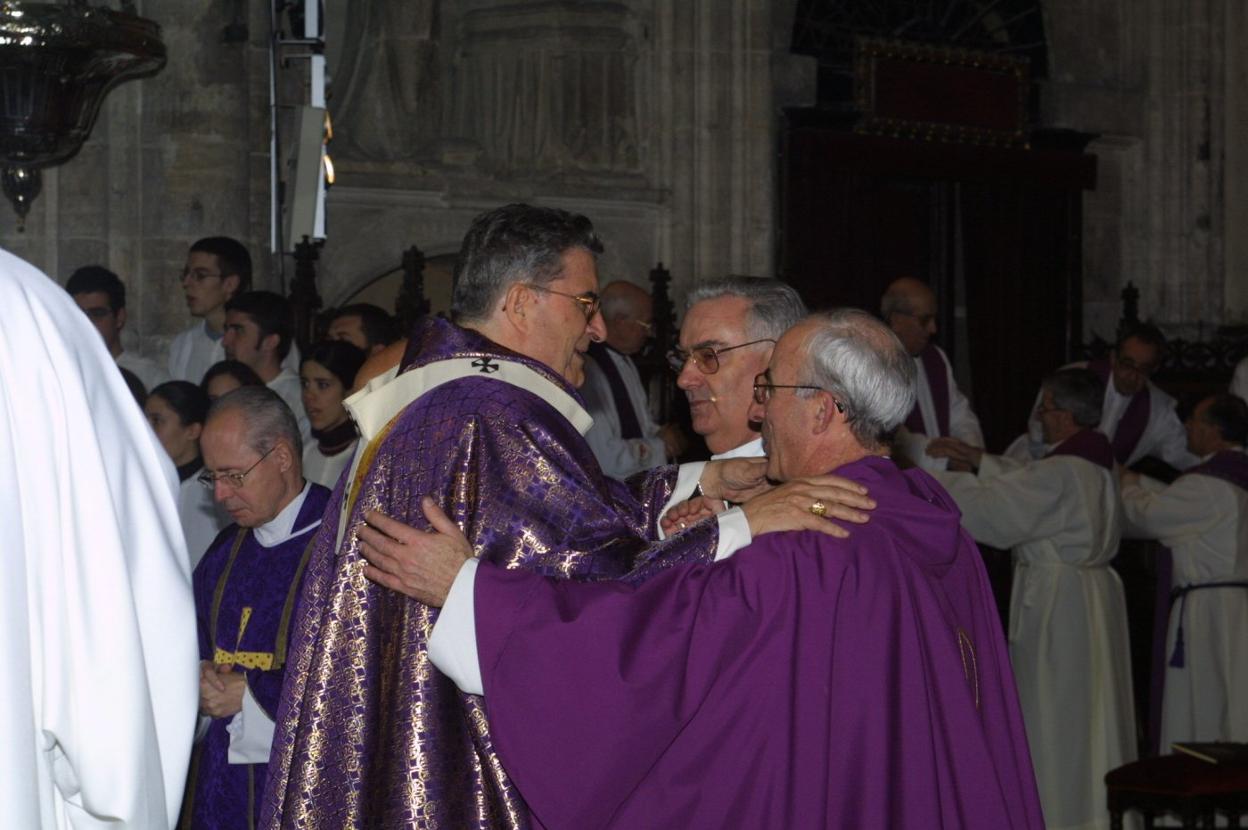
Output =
[
  {"x1": 1232, "y1": 356, "x2": 1248, "y2": 402},
  {"x1": 167, "y1": 320, "x2": 300, "y2": 386},
  {"x1": 1121, "y1": 462, "x2": 1248, "y2": 748},
  {"x1": 1005, "y1": 361, "x2": 1197, "y2": 470},
  {"x1": 0, "y1": 250, "x2": 199, "y2": 829},
  {"x1": 581, "y1": 348, "x2": 666, "y2": 479},
  {"x1": 302, "y1": 439, "x2": 357, "y2": 490},
  {"x1": 935, "y1": 449, "x2": 1134, "y2": 830},
  {"x1": 267, "y1": 366, "x2": 312, "y2": 445},
  {"x1": 178, "y1": 473, "x2": 229, "y2": 569}
]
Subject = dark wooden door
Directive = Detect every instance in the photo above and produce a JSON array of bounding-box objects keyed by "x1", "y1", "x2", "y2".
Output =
[{"x1": 779, "y1": 122, "x2": 1094, "y2": 452}]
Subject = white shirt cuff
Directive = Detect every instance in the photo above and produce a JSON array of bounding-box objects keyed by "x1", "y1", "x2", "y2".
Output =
[
  {"x1": 225, "y1": 683, "x2": 276, "y2": 764},
  {"x1": 428, "y1": 559, "x2": 484, "y2": 696},
  {"x1": 657, "y1": 461, "x2": 708, "y2": 540},
  {"x1": 713, "y1": 506, "x2": 752, "y2": 561}
]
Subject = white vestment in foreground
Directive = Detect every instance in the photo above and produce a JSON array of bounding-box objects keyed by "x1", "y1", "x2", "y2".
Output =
[{"x1": 0, "y1": 250, "x2": 199, "y2": 829}]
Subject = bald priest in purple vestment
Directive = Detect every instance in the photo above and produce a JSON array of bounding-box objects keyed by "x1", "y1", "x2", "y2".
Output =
[
  {"x1": 262, "y1": 205, "x2": 872, "y2": 829},
  {"x1": 375, "y1": 309, "x2": 1044, "y2": 830}
]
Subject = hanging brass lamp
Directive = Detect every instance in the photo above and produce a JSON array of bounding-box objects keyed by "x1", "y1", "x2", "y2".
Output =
[{"x1": 0, "y1": 1, "x2": 166, "y2": 227}]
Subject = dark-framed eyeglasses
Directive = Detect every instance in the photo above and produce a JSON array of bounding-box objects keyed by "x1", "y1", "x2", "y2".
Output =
[
  {"x1": 523, "y1": 283, "x2": 602, "y2": 320},
  {"x1": 667, "y1": 338, "x2": 776, "y2": 375},
  {"x1": 752, "y1": 372, "x2": 845, "y2": 412},
  {"x1": 198, "y1": 446, "x2": 276, "y2": 490},
  {"x1": 181, "y1": 267, "x2": 223, "y2": 283}
]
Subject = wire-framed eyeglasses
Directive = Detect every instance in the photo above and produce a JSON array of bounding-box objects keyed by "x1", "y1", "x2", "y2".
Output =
[
  {"x1": 666, "y1": 338, "x2": 776, "y2": 375},
  {"x1": 523, "y1": 284, "x2": 602, "y2": 320},
  {"x1": 198, "y1": 446, "x2": 276, "y2": 490},
  {"x1": 752, "y1": 373, "x2": 845, "y2": 412}
]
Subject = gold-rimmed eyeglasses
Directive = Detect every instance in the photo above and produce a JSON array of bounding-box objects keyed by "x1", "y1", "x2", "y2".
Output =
[
  {"x1": 666, "y1": 338, "x2": 775, "y2": 375},
  {"x1": 198, "y1": 446, "x2": 276, "y2": 490},
  {"x1": 523, "y1": 283, "x2": 602, "y2": 320}
]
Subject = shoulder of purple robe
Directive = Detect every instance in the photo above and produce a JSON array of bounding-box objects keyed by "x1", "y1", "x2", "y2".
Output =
[
  {"x1": 474, "y1": 466, "x2": 1043, "y2": 829},
  {"x1": 261, "y1": 371, "x2": 717, "y2": 826}
]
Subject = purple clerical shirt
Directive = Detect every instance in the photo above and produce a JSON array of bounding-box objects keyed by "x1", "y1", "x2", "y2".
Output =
[{"x1": 472, "y1": 455, "x2": 1045, "y2": 829}]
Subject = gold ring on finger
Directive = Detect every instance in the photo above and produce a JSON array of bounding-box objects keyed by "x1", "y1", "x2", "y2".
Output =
[{"x1": 809, "y1": 500, "x2": 827, "y2": 517}]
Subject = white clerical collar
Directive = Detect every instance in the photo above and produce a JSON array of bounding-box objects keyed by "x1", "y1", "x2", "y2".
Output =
[
  {"x1": 254, "y1": 480, "x2": 319, "y2": 547},
  {"x1": 712, "y1": 437, "x2": 764, "y2": 460}
]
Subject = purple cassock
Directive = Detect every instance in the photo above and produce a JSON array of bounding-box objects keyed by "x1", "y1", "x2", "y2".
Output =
[
  {"x1": 181, "y1": 483, "x2": 331, "y2": 830},
  {"x1": 469, "y1": 456, "x2": 1045, "y2": 829},
  {"x1": 262, "y1": 317, "x2": 719, "y2": 828}
]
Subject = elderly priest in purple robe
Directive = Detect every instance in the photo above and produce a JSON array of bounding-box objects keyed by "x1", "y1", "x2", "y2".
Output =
[
  {"x1": 182, "y1": 386, "x2": 331, "y2": 829},
  {"x1": 262, "y1": 204, "x2": 872, "y2": 828},
  {"x1": 365, "y1": 308, "x2": 1044, "y2": 830}
]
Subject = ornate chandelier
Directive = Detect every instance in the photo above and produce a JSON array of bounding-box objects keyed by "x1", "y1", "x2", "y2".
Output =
[{"x1": 0, "y1": 1, "x2": 166, "y2": 226}]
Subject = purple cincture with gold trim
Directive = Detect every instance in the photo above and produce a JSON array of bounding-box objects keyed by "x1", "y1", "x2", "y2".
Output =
[{"x1": 262, "y1": 317, "x2": 718, "y2": 828}]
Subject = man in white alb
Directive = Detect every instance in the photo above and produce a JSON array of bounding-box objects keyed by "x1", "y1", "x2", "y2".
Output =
[
  {"x1": 66, "y1": 264, "x2": 170, "y2": 392},
  {"x1": 1006, "y1": 323, "x2": 1197, "y2": 470},
  {"x1": 880, "y1": 277, "x2": 984, "y2": 472},
  {"x1": 221, "y1": 290, "x2": 311, "y2": 444},
  {"x1": 582, "y1": 280, "x2": 685, "y2": 478},
  {"x1": 1120, "y1": 392, "x2": 1248, "y2": 749}
]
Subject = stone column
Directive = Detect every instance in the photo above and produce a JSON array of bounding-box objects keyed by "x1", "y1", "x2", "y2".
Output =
[{"x1": 655, "y1": 0, "x2": 775, "y2": 290}]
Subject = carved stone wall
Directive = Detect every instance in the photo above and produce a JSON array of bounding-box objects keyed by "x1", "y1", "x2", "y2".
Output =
[
  {"x1": 0, "y1": 0, "x2": 277, "y2": 361},
  {"x1": 1043, "y1": 0, "x2": 1246, "y2": 336}
]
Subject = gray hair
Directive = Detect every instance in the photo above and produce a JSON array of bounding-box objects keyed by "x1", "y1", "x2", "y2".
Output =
[
  {"x1": 207, "y1": 385, "x2": 303, "y2": 458},
  {"x1": 450, "y1": 203, "x2": 604, "y2": 322},
  {"x1": 1041, "y1": 368, "x2": 1103, "y2": 428},
  {"x1": 797, "y1": 309, "x2": 917, "y2": 450},
  {"x1": 684, "y1": 276, "x2": 807, "y2": 341}
]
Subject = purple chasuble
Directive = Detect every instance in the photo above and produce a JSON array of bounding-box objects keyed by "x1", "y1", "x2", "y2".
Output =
[
  {"x1": 586, "y1": 341, "x2": 643, "y2": 439},
  {"x1": 904, "y1": 344, "x2": 952, "y2": 436},
  {"x1": 181, "y1": 483, "x2": 331, "y2": 830},
  {"x1": 472, "y1": 456, "x2": 1045, "y2": 829},
  {"x1": 1044, "y1": 428, "x2": 1115, "y2": 470},
  {"x1": 262, "y1": 317, "x2": 720, "y2": 829},
  {"x1": 1088, "y1": 357, "x2": 1150, "y2": 464}
]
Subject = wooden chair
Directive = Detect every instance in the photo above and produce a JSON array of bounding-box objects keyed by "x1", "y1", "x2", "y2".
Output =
[{"x1": 1106, "y1": 753, "x2": 1248, "y2": 829}]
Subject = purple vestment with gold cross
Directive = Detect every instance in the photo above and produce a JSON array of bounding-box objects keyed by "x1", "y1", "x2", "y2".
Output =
[
  {"x1": 182, "y1": 483, "x2": 331, "y2": 829},
  {"x1": 262, "y1": 317, "x2": 718, "y2": 828}
]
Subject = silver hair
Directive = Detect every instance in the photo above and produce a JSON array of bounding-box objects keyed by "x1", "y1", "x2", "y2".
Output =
[
  {"x1": 207, "y1": 385, "x2": 303, "y2": 458},
  {"x1": 1041, "y1": 368, "x2": 1103, "y2": 428},
  {"x1": 797, "y1": 309, "x2": 917, "y2": 450},
  {"x1": 684, "y1": 276, "x2": 807, "y2": 341}
]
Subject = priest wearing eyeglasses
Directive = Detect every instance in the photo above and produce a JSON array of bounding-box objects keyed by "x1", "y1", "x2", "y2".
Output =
[
  {"x1": 181, "y1": 385, "x2": 331, "y2": 830},
  {"x1": 261, "y1": 206, "x2": 872, "y2": 829}
]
